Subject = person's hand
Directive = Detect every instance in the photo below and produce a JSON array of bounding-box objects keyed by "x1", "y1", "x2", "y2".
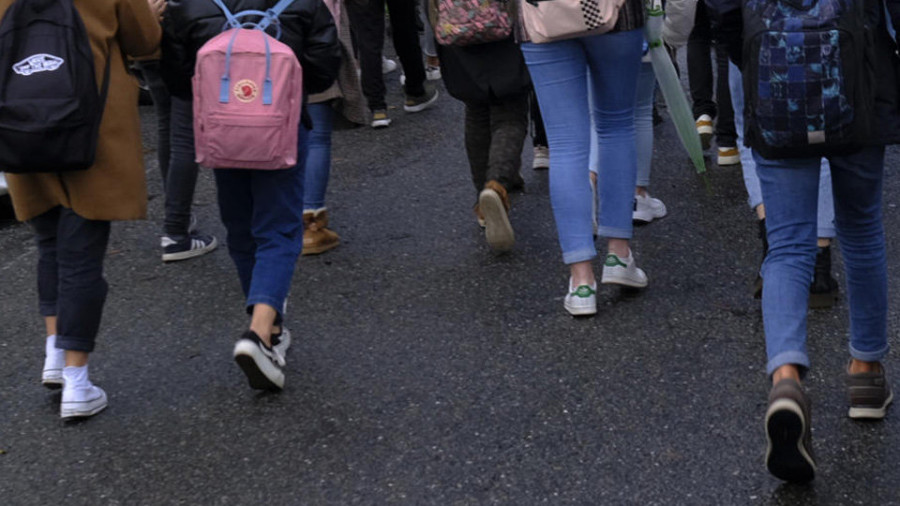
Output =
[{"x1": 148, "y1": 0, "x2": 166, "y2": 22}]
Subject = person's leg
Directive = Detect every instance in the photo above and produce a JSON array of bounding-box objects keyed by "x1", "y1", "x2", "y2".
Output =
[
  {"x1": 163, "y1": 96, "x2": 217, "y2": 261},
  {"x1": 687, "y1": 2, "x2": 716, "y2": 122},
  {"x1": 586, "y1": 30, "x2": 643, "y2": 255},
  {"x1": 635, "y1": 61, "x2": 655, "y2": 190},
  {"x1": 30, "y1": 207, "x2": 63, "y2": 387},
  {"x1": 530, "y1": 87, "x2": 550, "y2": 170},
  {"x1": 302, "y1": 102, "x2": 339, "y2": 255},
  {"x1": 753, "y1": 152, "x2": 821, "y2": 377},
  {"x1": 713, "y1": 45, "x2": 736, "y2": 148},
  {"x1": 387, "y1": 0, "x2": 427, "y2": 96},
  {"x1": 465, "y1": 101, "x2": 492, "y2": 193},
  {"x1": 347, "y1": 0, "x2": 388, "y2": 111},
  {"x1": 828, "y1": 146, "x2": 888, "y2": 365},
  {"x1": 214, "y1": 169, "x2": 257, "y2": 298},
  {"x1": 486, "y1": 92, "x2": 529, "y2": 190},
  {"x1": 417, "y1": 0, "x2": 438, "y2": 59},
  {"x1": 138, "y1": 61, "x2": 172, "y2": 184}
]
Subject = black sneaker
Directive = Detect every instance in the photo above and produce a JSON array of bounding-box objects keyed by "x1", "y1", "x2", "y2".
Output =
[
  {"x1": 161, "y1": 233, "x2": 217, "y2": 262},
  {"x1": 233, "y1": 330, "x2": 285, "y2": 390},
  {"x1": 809, "y1": 246, "x2": 839, "y2": 309},
  {"x1": 403, "y1": 84, "x2": 439, "y2": 113},
  {"x1": 846, "y1": 362, "x2": 893, "y2": 419},
  {"x1": 765, "y1": 379, "x2": 816, "y2": 482}
]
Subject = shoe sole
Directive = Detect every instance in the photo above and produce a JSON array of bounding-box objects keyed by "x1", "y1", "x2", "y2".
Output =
[
  {"x1": 162, "y1": 237, "x2": 218, "y2": 262},
  {"x1": 233, "y1": 340, "x2": 284, "y2": 391},
  {"x1": 848, "y1": 390, "x2": 893, "y2": 419},
  {"x1": 532, "y1": 159, "x2": 549, "y2": 170},
  {"x1": 42, "y1": 370, "x2": 63, "y2": 389},
  {"x1": 372, "y1": 119, "x2": 391, "y2": 128},
  {"x1": 633, "y1": 209, "x2": 667, "y2": 224},
  {"x1": 302, "y1": 240, "x2": 339, "y2": 255},
  {"x1": 717, "y1": 154, "x2": 741, "y2": 166},
  {"x1": 564, "y1": 300, "x2": 597, "y2": 316},
  {"x1": 60, "y1": 393, "x2": 108, "y2": 419},
  {"x1": 601, "y1": 270, "x2": 648, "y2": 288},
  {"x1": 478, "y1": 189, "x2": 514, "y2": 252},
  {"x1": 404, "y1": 89, "x2": 439, "y2": 113},
  {"x1": 765, "y1": 399, "x2": 816, "y2": 482}
]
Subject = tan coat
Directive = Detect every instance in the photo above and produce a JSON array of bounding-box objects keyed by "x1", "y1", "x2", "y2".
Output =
[{"x1": 0, "y1": 0, "x2": 161, "y2": 222}]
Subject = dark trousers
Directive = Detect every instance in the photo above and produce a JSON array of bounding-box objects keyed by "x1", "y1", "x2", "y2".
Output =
[
  {"x1": 687, "y1": 1, "x2": 736, "y2": 147},
  {"x1": 138, "y1": 61, "x2": 200, "y2": 238},
  {"x1": 347, "y1": 0, "x2": 426, "y2": 110},
  {"x1": 530, "y1": 87, "x2": 548, "y2": 148},
  {"x1": 31, "y1": 207, "x2": 111, "y2": 353},
  {"x1": 465, "y1": 93, "x2": 529, "y2": 193}
]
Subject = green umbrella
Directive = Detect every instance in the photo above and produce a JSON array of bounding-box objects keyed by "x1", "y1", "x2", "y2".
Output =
[{"x1": 645, "y1": 0, "x2": 707, "y2": 175}]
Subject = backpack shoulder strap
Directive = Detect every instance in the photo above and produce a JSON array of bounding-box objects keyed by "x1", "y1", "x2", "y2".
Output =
[
  {"x1": 211, "y1": 0, "x2": 241, "y2": 29},
  {"x1": 256, "y1": 0, "x2": 298, "y2": 31}
]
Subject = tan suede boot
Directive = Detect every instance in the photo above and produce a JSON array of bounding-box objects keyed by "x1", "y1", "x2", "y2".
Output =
[
  {"x1": 478, "y1": 180, "x2": 514, "y2": 252},
  {"x1": 302, "y1": 208, "x2": 340, "y2": 255}
]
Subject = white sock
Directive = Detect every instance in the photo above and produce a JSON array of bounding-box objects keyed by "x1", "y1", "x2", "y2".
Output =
[
  {"x1": 62, "y1": 365, "x2": 89, "y2": 389},
  {"x1": 45, "y1": 334, "x2": 59, "y2": 356}
]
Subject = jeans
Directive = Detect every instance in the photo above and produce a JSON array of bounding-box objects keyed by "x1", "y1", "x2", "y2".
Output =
[
  {"x1": 464, "y1": 93, "x2": 529, "y2": 194},
  {"x1": 522, "y1": 29, "x2": 643, "y2": 264},
  {"x1": 417, "y1": 0, "x2": 437, "y2": 58},
  {"x1": 304, "y1": 102, "x2": 335, "y2": 211},
  {"x1": 136, "y1": 61, "x2": 171, "y2": 183},
  {"x1": 213, "y1": 125, "x2": 309, "y2": 320},
  {"x1": 30, "y1": 207, "x2": 111, "y2": 353},
  {"x1": 728, "y1": 61, "x2": 835, "y2": 238},
  {"x1": 755, "y1": 146, "x2": 888, "y2": 375},
  {"x1": 687, "y1": 1, "x2": 736, "y2": 146},
  {"x1": 590, "y1": 61, "x2": 654, "y2": 187},
  {"x1": 347, "y1": 0, "x2": 426, "y2": 110}
]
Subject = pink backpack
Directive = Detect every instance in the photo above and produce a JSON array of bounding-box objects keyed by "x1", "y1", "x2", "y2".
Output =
[
  {"x1": 433, "y1": 0, "x2": 512, "y2": 46},
  {"x1": 193, "y1": 0, "x2": 303, "y2": 170}
]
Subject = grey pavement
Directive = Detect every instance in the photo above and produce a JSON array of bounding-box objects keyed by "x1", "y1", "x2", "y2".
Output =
[{"x1": 2, "y1": 75, "x2": 900, "y2": 505}]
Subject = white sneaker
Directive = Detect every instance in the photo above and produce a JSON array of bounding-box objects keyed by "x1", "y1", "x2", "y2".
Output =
[
  {"x1": 382, "y1": 57, "x2": 398, "y2": 74},
  {"x1": 633, "y1": 193, "x2": 667, "y2": 224},
  {"x1": 564, "y1": 279, "x2": 597, "y2": 316},
  {"x1": 42, "y1": 335, "x2": 64, "y2": 389},
  {"x1": 601, "y1": 253, "x2": 648, "y2": 288},
  {"x1": 426, "y1": 65, "x2": 441, "y2": 81},
  {"x1": 272, "y1": 326, "x2": 291, "y2": 359},
  {"x1": 696, "y1": 114, "x2": 714, "y2": 150},
  {"x1": 233, "y1": 331, "x2": 285, "y2": 390},
  {"x1": 60, "y1": 366, "x2": 108, "y2": 419},
  {"x1": 532, "y1": 145, "x2": 549, "y2": 170}
]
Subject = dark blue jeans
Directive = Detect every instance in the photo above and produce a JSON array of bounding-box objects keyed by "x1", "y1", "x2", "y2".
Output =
[
  {"x1": 30, "y1": 207, "x2": 110, "y2": 353},
  {"x1": 213, "y1": 126, "x2": 309, "y2": 320},
  {"x1": 303, "y1": 102, "x2": 334, "y2": 211},
  {"x1": 755, "y1": 146, "x2": 888, "y2": 375}
]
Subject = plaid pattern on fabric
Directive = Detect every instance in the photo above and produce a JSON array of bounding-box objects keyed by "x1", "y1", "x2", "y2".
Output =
[{"x1": 746, "y1": 0, "x2": 855, "y2": 149}]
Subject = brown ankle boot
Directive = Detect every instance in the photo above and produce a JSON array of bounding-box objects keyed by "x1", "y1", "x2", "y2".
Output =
[
  {"x1": 302, "y1": 208, "x2": 340, "y2": 255},
  {"x1": 478, "y1": 180, "x2": 514, "y2": 252}
]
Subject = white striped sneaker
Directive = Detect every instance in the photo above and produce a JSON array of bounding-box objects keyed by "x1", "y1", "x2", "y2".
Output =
[
  {"x1": 233, "y1": 331, "x2": 285, "y2": 390},
  {"x1": 161, "y1": 233, "x2": 217, "y2": 262}
]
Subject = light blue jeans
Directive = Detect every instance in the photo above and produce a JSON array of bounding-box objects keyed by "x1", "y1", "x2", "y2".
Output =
[
  {"x1": 590, "y1": 60, "x2": 654, "y2": 187},
  {"x1": 522, "y1": 29, "x2": 643, "y2": 264},
  {"x1": 728, "y1": 61, "x2": 835, "y2": 238},
  {"x1": 755, "y1": 146, "x2": 889, "y2": 375}
]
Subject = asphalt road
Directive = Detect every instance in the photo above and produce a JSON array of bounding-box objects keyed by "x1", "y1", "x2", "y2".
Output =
[{"x1": 2, "y1": 70, "x2": 900, "y2": 505}]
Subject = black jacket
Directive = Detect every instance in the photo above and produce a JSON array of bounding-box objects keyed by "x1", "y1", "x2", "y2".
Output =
[
  {"x1": 437, "y1": 37, "x2": 531, "y2": 104},
  {"x1": 160, "y1": 0, "x2": 340, "y2": 99}
]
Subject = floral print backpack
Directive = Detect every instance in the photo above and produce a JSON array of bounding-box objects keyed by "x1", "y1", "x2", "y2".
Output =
[{"x1": 432, "y1": 0, "x2": 512, "y2": 46}]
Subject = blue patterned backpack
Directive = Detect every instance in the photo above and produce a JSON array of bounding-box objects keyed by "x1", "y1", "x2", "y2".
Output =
[{"x1": 742, "y1": 0, "x2": 875, "y2": 159}]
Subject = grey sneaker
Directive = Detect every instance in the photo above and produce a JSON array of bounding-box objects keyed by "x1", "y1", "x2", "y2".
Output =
[
  {"x1": 765, "y1": 379, "x2": 816, "y2": 483},
  {"x1": 846, "y1": 363, "x2": 893, "y2": 419}
]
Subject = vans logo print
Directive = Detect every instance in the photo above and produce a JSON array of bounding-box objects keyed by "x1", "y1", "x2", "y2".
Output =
[
  {"x1": 13, "y1": 54, "x2": 65, "y2": 76},
  {"x1": 234, "y1": 79, "x2": 259, "y2": 103}
]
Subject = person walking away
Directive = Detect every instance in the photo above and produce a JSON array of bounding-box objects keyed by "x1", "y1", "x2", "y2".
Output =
[
  {"x1": 521, "y1": 0, "x2": 647, "y2": 317},
  {"x1": 0, "y1": 0, "x2": 163, "y2": 418},
  {"x1": 303, "y1": 0, "x2": 368, "y2": 255},
  {"x1": 162, "y1": 0, "x2": 340, "y2": 390}
]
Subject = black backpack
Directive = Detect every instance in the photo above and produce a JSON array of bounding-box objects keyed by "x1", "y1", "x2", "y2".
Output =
[
  {"x1": 0, "y1": 0, "x2": 110, "y2": 174},
  {"x1": 742, "y1": 0, "x2": 875, "y2": 159}
]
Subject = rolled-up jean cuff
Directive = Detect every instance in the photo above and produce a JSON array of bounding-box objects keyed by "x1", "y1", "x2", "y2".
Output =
[
  {"x1": 748, "y1": 196, "x2": 763, "y2": 211},
  {"x1": 562, "y1": 248, "x2": 597, "y2": 265},
  {"x1": 636, "y1": 178, "x2": 650, "y2": 187},
  {"x1": 849, "y1": 343, "x2": 889, "y2": 363},
  {"x1": 816, "y1": 226, "x2": 836, "y2": 239},
  {"x1": 56, "y1": 334, "x2": 95, "y2": 353},
  {"x1": 766, "y1": 351, "x2": 810, "y2": 377},
  {"x1": 245, "y1": 296, "x2": 285, "y2": 325},
  {"x1": 39, "y1": 302, "x2": 57, "y2": 317},
  {"x1": 596, "y1": 226, "x2": 633, "y2": 240}
]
